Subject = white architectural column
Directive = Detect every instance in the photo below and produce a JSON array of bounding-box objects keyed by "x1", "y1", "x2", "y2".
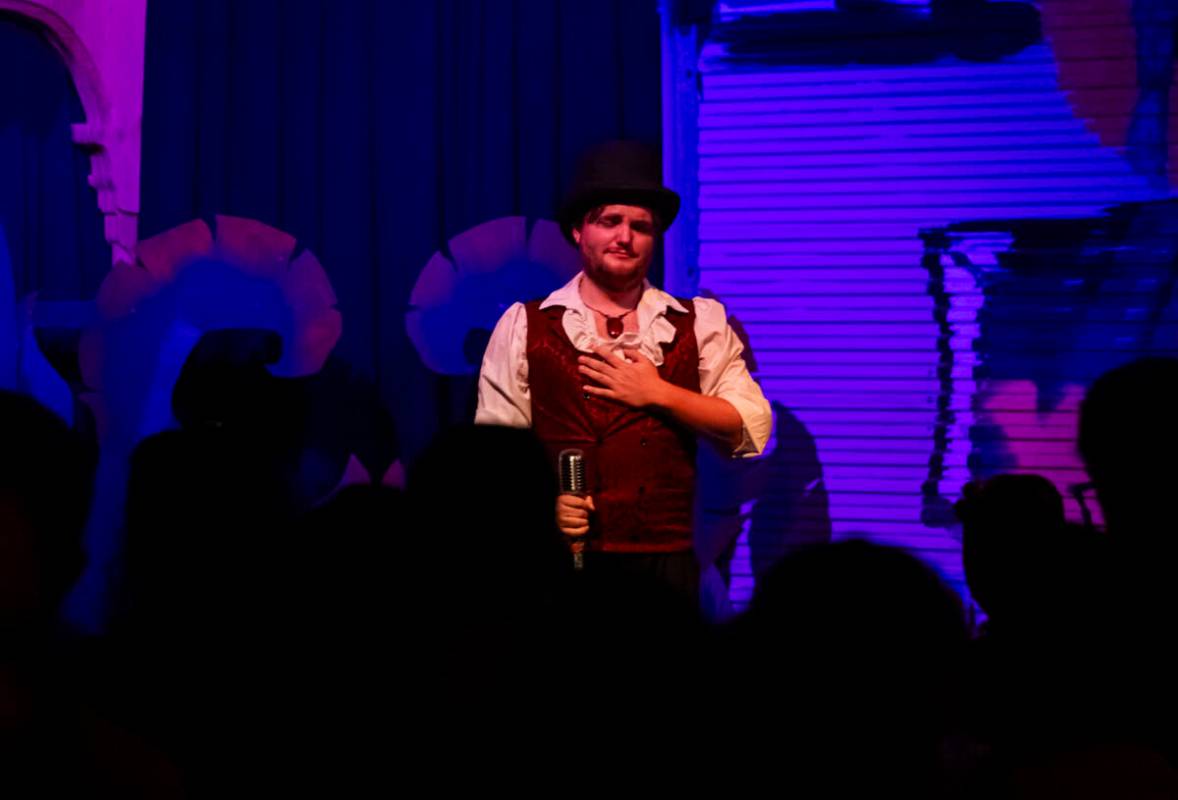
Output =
[{"x1": 0, "y1": 0, "x2": 146, "y2": 266}]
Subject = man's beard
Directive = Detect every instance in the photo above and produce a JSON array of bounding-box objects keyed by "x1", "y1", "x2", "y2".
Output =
[{"x1": 582, "y1": 257, "x2": 648, "y2": 295}]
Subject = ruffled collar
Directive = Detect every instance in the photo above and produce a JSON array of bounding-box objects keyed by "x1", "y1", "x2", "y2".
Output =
[{"x1": 540, "y1": 272, "x2": 686, "y2": 366}]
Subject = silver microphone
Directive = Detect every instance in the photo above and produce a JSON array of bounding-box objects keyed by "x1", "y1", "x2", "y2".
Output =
[
  {"x1": 559, "y1": 449, "x2": 586, "y2": 495},
  {"x1": 559, "y1": 449, "x2": 587, "y2": 570}
]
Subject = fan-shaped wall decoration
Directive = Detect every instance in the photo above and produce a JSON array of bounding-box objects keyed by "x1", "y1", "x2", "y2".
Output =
[
  {"x1": 79, "y1": 215, "x2": 341, "y2": 441},
  {"x1": 406, "y1": 217, "x2": 581, "y2": 376}
]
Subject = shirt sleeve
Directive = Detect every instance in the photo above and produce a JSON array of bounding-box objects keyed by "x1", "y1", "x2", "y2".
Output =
[
  {"x1": 475, "y1": 302, "x2": 532, "y2": 428},
  {"x1": 693, "y1": 297, "x2": 773, "y2": 457}
]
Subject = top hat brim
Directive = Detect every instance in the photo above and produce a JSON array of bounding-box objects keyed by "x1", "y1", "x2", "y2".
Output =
[{"x1": 558, "y1": 185, "x2": 681, "y2": 244}]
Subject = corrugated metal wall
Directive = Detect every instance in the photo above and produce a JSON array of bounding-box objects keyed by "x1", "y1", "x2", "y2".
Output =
[{"x1": 693, "y1": 0, "x2": 1175, "y2": 607}]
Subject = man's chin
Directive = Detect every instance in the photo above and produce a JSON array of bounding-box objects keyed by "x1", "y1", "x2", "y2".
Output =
[
  {"x1": 589, "y1": 275, "x2": 643, "y2": 294},
  {"x1": 585, "y1": 265, "x2": 647, "y2": 293}
]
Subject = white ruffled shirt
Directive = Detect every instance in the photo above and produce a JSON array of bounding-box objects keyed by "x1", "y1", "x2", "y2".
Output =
[{"x1": 475, "y1": 273, "x2": 772, "y2": 457}]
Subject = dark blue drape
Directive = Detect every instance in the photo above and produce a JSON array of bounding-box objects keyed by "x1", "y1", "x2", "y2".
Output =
[{"x1": 139, "y1": 0, "x2": 663, "y2": 460}]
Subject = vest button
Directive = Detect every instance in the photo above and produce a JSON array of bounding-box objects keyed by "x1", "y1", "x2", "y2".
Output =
[
  {"x1": 640, "y1": 438, "x2": 647, "y2": 447},
  {"x1": 583, "y1": 392, "x2": 591, "y2": 400},
  {"x1": 638, "y1": 485, "x2": 645, "y2": 495}
]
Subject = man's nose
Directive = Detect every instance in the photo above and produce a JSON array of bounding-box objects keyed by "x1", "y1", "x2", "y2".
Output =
[{"x1": 615, "y1": 221, "x2": 633, "y2": 243}]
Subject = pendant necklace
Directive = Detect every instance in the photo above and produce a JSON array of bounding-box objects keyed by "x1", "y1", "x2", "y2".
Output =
[{"x1": 584, "y1": 303, "x2": 636, "y2": 338}]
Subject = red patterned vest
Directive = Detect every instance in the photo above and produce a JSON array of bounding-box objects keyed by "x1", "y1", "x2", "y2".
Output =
[{"x1": 525, "y1": 299, "x2": 700, "y2": 553}]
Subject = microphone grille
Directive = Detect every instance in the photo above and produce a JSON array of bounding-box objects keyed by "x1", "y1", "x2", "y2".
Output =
[{"x1": 559, "y1": 449, "x2": 586, "y2": 495}]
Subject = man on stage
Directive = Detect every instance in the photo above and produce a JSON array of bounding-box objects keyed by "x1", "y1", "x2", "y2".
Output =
[{"x1": 475, "y1": 140, "x2": 772, "y2": 598}]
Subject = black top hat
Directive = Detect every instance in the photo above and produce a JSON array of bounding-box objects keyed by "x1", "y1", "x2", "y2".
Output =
[{"x1": 558, "y1": 140, "x2": 681, "y2": 244}]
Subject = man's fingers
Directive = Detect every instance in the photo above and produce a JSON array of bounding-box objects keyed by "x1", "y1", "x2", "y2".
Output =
[
  {"x1": 557, "y1": 491, "x2": 593, "y2": 537},
  {"x1": 582, "y1": 385, "x2": 617, "y2": 399},
  {"x1": 558, "y1": 493, "x2": 592, "y2": 510},
  {"x1": 557, "y1": 506, "x2": 589, "y2": 522},
  {"x1": 579, "y1": 354, "x2": 615, "y2": 375},
  {"x1": 622, "y1": 348, "x2": 651, "y2": 365},
  {"x1": 578, "y1": 362, "x2": 610, "y2": 382}
]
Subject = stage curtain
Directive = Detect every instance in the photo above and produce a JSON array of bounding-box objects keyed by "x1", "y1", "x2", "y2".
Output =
[{"x1": 138, "y1": 0, "x2": 663, "y2": 461}]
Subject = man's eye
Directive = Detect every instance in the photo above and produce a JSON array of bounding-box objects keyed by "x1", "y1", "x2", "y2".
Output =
[{"x1": 632, "y1": 223, "x2": 654, "y2": 234}]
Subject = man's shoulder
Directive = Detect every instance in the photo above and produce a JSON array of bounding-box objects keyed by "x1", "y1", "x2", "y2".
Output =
[
  {"x1": 685, "y1": 297, "x2": 741, "y2": 350},
  {"x1": 494, "y1": 300, "x2": 527, "y2": 320},
  {"x1": 689, "y1": 295, "x2": 724, "y2": 314},
  {"x1": 640, "y1": 283, "x2": 695, "y2": 317},
  {"x1": 486, "y1": 301, "x2": 529, "y2": 343},
  {"x1": 521, "y1": 297, "x2": 565, "y2": 320},
  {"x1": 689, "y1": 295, "x2": 737, "y2": 326}
]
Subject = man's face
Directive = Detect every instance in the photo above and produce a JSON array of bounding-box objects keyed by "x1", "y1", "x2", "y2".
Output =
[{"x1": 572, "y1": 204, "x2": 657, "y2": 294}]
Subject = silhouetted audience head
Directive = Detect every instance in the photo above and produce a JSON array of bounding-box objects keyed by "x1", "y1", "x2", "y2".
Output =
[
  {"x1": 0, "y1": 395, "x2": 181, "y2": 800},
  {"x1": 957, "y1": 474, "x2": 1067, "y2": 625},
  {"x1": 748, "y1": 538, "x2": 965, "y2": 654},
  {"x1": 117, "y1": 427, "x2": 290, "y2": 634},
  {"x1": 0, "y1": 390, "x2": 94, "y2": 632},
  {"x1": 172, "y1": 328, "x2": 294, "y2": 438},
  {"x1": 1079, "y1": 357, "x2": 1178, "y2": 540},
  {"x1": 101, "y1": 425, "x2": 299, "y2": 795},
  {"x1": 1072, "y1": 358, "x2": 1178, "y2": 760},
  {"x1": 403, "y1": 425, "x2": 574, "y2": 745},
  {"x1": 292, "y1": 483, "x2": 407, "y2": 627},
  {"x1": 730, "y1": 540, "x2": 966, "y2": 792},
  {"x1": 408, "y1": 424, "x2": 571, "y2": 616}
]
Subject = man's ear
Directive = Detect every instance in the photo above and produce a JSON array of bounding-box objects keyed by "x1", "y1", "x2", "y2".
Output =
[{"x1": 572, "y1": 227, "x2": 581, "y2": 245}]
